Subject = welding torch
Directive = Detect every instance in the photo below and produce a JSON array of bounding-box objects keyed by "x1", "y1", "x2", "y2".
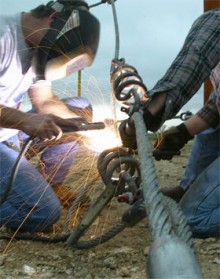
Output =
[{"x1": 60, "y1": 119, "x2": 106, "y2": 133}]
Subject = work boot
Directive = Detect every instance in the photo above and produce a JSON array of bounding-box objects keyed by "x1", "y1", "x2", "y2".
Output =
[
  {"x1": 161, "y1": 186, "x2": 186, "y2": 202},
  {"x1": 54, "y1": 185, "x2": 78, "y2": 208}
]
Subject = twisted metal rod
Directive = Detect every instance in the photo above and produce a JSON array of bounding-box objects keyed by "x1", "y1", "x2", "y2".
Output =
[
  {"x1": 133, "y1": 111, "x2": 174, "y2": 239},
  {"x1": 133, "y1": 111, "x2": 203, "y2": 278},
  {"x1": 133, "y1": 111, "x2": 195, "y2": 245},
  {"x1": 164, "y1": 197, "x2": 194, "y2": 249}
]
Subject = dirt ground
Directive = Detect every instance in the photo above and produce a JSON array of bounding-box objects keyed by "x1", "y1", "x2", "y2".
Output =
[{"x1": 0, "y1": 140, "x2": 219, "y2": 279}]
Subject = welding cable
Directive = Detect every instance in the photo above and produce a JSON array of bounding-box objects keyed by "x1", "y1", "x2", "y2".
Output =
[
  {"x1": 92, "y1": 0, "x2": 120, "y2": 59},
  {"x1": 89, "y1": 0, "x2": 119, "y2": 59},
  {"x1": 0, "y1": 137, "x2": 34, "y2": 206},
  {"x1": 110, "y1": 0, "x2": 120, "y2": 60}
]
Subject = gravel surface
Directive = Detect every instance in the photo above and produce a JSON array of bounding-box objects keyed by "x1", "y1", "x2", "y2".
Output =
[{"x1": 0, "y1": 142, "x2": 219, "y2": 279}]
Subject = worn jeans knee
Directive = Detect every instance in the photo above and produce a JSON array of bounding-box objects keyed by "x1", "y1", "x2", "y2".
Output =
[
  {"x1": 179, "y1": 125, "x2": 220, "y2": 190},
  {"x1": 180, "y1": 157, "x2": 220, "y2": 238}
]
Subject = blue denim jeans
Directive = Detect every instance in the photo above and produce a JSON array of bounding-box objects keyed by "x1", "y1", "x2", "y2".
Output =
[
  {"x1": 0, "y1": 135, "x2": 61, "y2": 232},
  {"x1": 179, "y1": 126, "x2": 220, "y2": 237},
  {"x1": 0, "y1": 97, "x2": 92, "y2": 232}
]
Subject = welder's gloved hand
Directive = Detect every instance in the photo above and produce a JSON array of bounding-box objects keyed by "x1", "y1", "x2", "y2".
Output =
[
  {"x1": 119, "y1": 119, "x2": 137, "y2": 150},
  {"x1": 153, "y1": 123, "x2": 194, "y2": 160}
]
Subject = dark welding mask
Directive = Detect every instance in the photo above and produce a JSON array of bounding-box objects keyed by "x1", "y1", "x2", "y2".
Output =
[{"x1": 35, "y1": 0, "x2": 100, "y2": 81}]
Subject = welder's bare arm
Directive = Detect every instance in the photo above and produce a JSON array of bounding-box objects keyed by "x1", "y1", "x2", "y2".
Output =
[
  {"x1": 0, "y1": 104, "x2": 81, "y2": 141},
  {"x1": 0, "y1": 104, "x2": 31, "y2": 130},
  {"x1": 0, "y1": 83, "x2": 85, "y2": 141},
  {"x1": 28, "y1": 83, "x2": 79, "y2": 119},
  {"x1": 27, "y1": 83, "x2": 94, "y2": 137},
  {"x1": 0, "y1": 104, "x2": 61, "y2": 140}
]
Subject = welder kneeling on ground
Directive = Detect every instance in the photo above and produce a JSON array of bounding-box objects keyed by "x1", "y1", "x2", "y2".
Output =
[{"x1": 0, "y1": 0, "x2": 100, "y2": 232}]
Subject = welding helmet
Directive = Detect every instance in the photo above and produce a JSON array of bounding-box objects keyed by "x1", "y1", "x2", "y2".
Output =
[{"x1": 36, "y1": 0, "x2": 100, "y2": 81}]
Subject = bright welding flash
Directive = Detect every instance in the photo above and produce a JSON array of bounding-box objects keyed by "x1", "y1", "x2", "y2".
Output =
[{"x1": 80, "y1": 119, "x2": 121, "y2": 153}]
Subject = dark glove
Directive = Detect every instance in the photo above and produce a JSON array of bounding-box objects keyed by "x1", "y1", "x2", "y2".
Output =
[
  {"x1": 153, "y1": 123, "x2": 194, "y2": 160},
  {"x1": 143, "y1": 107, "x2": 163, "y2": 132},
  {"x1": 119, "y1": 119, "x2": 137, "y2": 149}
]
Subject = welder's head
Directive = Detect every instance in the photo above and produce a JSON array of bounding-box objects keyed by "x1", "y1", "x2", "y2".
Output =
[{"x1": 35, "y1": 0, "x2": 100, "y2": 81}]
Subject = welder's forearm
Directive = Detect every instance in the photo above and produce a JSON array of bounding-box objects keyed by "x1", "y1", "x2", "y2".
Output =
[
  {"x1": 28, "y1": 83, "x2": 78, "y2": 119},
  {"x1": 33, "y1": 96, "x2": 78, "y2": 119},
  {"x1": 0, "y1": 105, "x2": 30, "y2": 130}
]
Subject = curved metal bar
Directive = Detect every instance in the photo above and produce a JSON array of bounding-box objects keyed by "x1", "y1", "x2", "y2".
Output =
[
  {"x1": 66, "y1": 180, "x2": 117, "y2": 246},
  {"x1": 67, "y1": 151, "x2": 141, "y2": 247}
]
